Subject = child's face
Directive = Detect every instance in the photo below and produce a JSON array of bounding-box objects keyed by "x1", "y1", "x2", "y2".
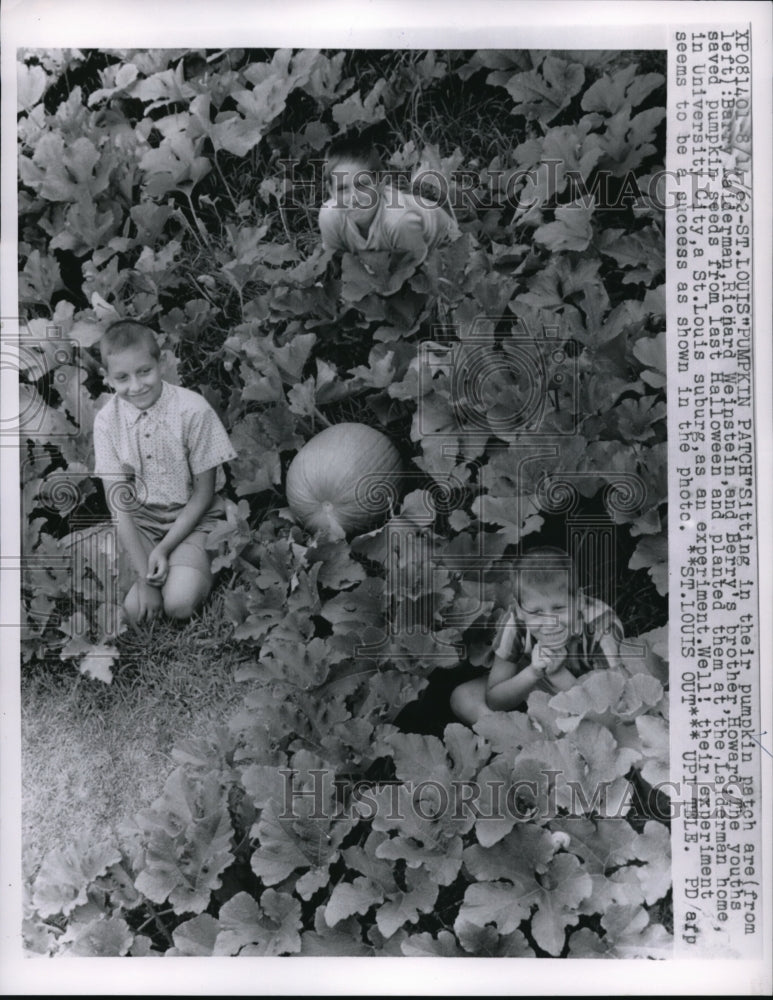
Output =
[
  {"x1": 516, "y1": 581, "x2": 575, "y2": 645},
  {"x1": 103, "y1": 345, "x2": 162, "y2": 410},
  {"x1": 326, "y1": 158, "x2": 380, "y2": 227}
]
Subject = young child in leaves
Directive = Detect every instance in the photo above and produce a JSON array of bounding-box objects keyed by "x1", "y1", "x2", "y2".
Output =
[
  {"x1": 93, "y1": 320, "x2": 237, "y2": 624},
  {"x1": 318, "y1": 136, "x2": 459, "y2": 262},
  {"x1": 450, "y1": 547, "x2": 625, "y2": 726}
]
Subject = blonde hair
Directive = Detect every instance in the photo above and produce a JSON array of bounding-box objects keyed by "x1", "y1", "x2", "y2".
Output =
[
  {"x1": 100, "y1": 320, "x2": 160, "y2": 366},
  {"x1": 512, "y1": 546, "x2": 578, "y2": 598}
]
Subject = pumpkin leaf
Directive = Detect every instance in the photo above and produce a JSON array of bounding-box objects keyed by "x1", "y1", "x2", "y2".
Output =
[
  {"x1": 504, "y1": 56, "x2": 585, "y2": 125},
  {"x1": 456, "y1": 880, "x2": 530, "y2": 938},
  {"x1": 62, "y1": 916, "x2": 134, "y2": 957},
  {"x1": 401, "y1": 930, "x2": 467, "y2": 957},
  {"x1": 569, "y1": 904, "x2": 672, "y2": 958},
  {"x1": 33, "y1": 842, "x2": 122, "y2": 918},
  {"x1": 168, "y1": 914, "x2": 219, "y2": 956},
  {"x1": 534, "y1": 199, "x2": 595, "y2": 252},
  {"x1": 582, "y1": 64, "x2": 664, "y2": 114},
  {"x1": 17, "y1": 61, "x2": 49, "y2": 111},
  {"x1": 375, "y1": 866, "x2": 439, "y2": 939},
  {"x1": 215, "y1": 890, "x2": 302, "y2": 956},
  {"x1": 325, "y1": 878, "x2": 384, "y2": 926},
  {"x1": 629, "y1": 532, "x2": 669, "y2": 595}
]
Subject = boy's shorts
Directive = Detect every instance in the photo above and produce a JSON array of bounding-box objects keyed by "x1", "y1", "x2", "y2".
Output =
[{"x1": 122, "y1": 496, "x2": 226, "y2": 585}]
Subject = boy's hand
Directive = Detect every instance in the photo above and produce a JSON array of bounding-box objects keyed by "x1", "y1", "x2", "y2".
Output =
[
  {"x1": 531, "y1": 641, "x2": 567, "y2": 676},
  {"x1": 146, "y1": 547, "x2": 169, "y2": 587},
  {"x1": 136, "y1": 580, "x2": 163, "y2": 622}
]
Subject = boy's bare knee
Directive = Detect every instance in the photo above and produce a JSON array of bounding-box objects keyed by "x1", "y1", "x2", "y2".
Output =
[
  {"x1": 450, "y1": 685, "x2": 476, "y2": 726},
  {"x1": 449, "y1": 685, "x2": 465, "y2": 720},
  {"x1": 163, "y1": 590, "x2": 205, "y2": 620},
  {"x1": 163, "y1": 568, "x2": 211, "y2": 621},
  {"x1": 451, "y1": 677, "x2": 490, "y2": 726},
  {"x1": 163, "y1": 597, "x2": 196, "y2": 621},
  {"x1": 123, "y1": 605, "x2": 140, "y2": 625}
]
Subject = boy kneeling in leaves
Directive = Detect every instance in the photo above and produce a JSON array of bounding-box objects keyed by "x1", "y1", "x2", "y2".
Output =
[
  {"x1": 93, "y1": 320, "x2": 236, "y2": 623},
  {"x1": 318, "y1": 135, "x2": 459, "y2": 264},
  {"x1": 451, "y1": 547, "x2": 625, "y2": 725}
]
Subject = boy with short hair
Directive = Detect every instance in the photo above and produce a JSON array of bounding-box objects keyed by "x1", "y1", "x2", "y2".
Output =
[
  {"x1": 93, "y1": 320, "x2": 237, "y2": 624},
  {"x1": 450, "y1": 547, "x2": 625, "y2": 725},
  {"x1": 318, "y1": 136, "x2": 459, "y2": 262}
]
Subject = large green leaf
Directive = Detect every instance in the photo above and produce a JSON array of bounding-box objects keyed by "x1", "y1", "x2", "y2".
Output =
[
  {"x1": 462, "y1": 826, "x2": 592, "y2": 955},
  {"x1": 62, "y1": 916, "x2": 134, "y2": 957},
  {"x1": 32, "y1": 842, "x2": 122, "y2": 918},
  {"x1": 132, "y1": 769, "x2": 234, "y2": 915},
  {"x1": 534, "y1": 199, "x2": 595, "y2": 252},
  {"x1": 168, "y1": 914, "x2": 219, "y2": 956},
  {"x1": 215, "y1": 890, "x2": 302, "y2": 956},
  {"x1": 550, "y1": 816, "x2": 647, "y2": 914},
  {"x1": 569, "y1": 904, "x2": 672, "y2": 958},
  {"x1": 249, "y1": 751, "x2": 353, "y2": 895},
  {"x1": 375, "y1": 866, "x2": 438, "y2": 939},
  {"x1": 582, "y1": 64, "x2": 664, "y2": 114},
  {"x1": 503, "y1": 56, "x2": 585, "y2": 125}
]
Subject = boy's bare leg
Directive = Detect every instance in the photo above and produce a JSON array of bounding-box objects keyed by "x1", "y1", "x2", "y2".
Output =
[
  {"x1": 450, "y1": 676, "x2": 491, "y2": 726},
  {"x1": 123, "y1": 582, "x2": 141, "y2": 624},
  {"x1": 162, "y1": 564, "x2": 212, "y2": 620}
]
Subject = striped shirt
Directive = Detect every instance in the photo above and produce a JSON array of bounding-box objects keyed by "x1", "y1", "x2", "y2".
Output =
[{"x1": 493, "y1": 594, "x2": 625, "y2": 681}]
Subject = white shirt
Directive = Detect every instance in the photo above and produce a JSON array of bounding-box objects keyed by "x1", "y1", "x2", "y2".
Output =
[
  {"x1": 93, "y1": 381, "x2": 236, "y2": 508},
  {"x1": 319, "y1": 182, "x2": 460, "y2": 262}
]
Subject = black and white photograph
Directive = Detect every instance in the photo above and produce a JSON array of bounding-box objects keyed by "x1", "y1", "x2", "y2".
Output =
[{"x1": 2, "y1": 1, "x2": 771, "y2": 995}]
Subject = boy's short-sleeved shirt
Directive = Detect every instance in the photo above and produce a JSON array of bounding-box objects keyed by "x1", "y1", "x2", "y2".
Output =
[
  {"x1": 93, "y1": 381, "x2": 236, "y2": 509},
  {"x1": 319, "y1": 182, "x2": 460, "y2": 261},
  {"x1": 492, "y1": 594, "x2": 625, "y2": 679}
]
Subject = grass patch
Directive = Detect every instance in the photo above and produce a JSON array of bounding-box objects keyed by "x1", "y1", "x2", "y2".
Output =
[{"x1": 21, "y1": 590, "x2": 247, "y2": 878}]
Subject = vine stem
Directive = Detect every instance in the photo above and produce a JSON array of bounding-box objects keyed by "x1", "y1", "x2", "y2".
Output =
[
  {"x1": 136, "y1": 905, "x2": 176, "y2": 936},
  {"x1": 185, "y1": 191, "x2": 212, "y2": 248},
  {"x1": 276, "y1": 196, "x2": 295, "y2": 248},
  {"x1": 214, "y1": 149, "x2": 240, "y2": 214},
  {"x1": 143, "y1": 901, "x2": 175, "y2": 947},
  {"x1": 312, "y1": 405, "x2": 332, "y2": 429},
  {"x1": 172, "y1": 205, "x2": 206, "y2": 252}
]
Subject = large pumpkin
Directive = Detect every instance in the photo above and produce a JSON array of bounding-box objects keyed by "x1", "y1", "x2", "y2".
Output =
[{"x1": 286, "y1": 423, "x2": 403, "y2": 537}]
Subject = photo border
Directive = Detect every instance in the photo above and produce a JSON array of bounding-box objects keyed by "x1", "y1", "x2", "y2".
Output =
[{"x1": 2, "y1": 1, "x2": 771, "y2": 995}]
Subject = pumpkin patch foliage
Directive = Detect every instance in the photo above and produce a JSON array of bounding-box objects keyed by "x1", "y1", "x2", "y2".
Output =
[{"x1": 19, "y1": 47, "x2": 671, "y2": 958}]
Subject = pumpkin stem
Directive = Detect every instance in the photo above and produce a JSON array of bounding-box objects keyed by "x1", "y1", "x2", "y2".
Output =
[{"x1": 312, "y1": 406, "x2": 332, "y2": 429}]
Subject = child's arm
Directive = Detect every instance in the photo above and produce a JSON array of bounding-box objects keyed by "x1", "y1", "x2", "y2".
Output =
[
  {"x1": 146, "y1": 468, "x2": 216, "y2": 584},
  {"x1": 486, "y1": 652, "x2": 543, "y2": 711},
  {"x1": 597, "y1": 615, "x2": 624, "y2": 669},
  {"x1": 110, "y1": 499, "x2": 163, "y2": 622},
  {"x1": 539, "y1": 653, "x2": 578, "y2": 692},
  {"x1": 115, "y1": 510, "x2": 150, "y2": 578},
  {"x1": 95, "y1": 417, "x2": 163, "y2": 620}
]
